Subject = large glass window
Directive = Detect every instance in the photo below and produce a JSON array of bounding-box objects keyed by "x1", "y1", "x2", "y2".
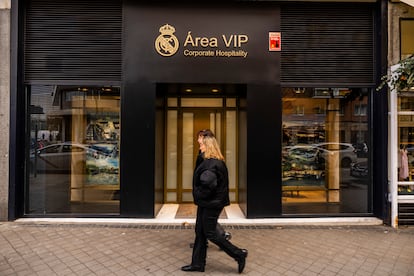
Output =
[
  {"x1": 27, "y1": 85, "x2": 120, "y2": 214},
  {"x1": 397, "y1": 18, "x2": 414, "y2": 197},
  {"x1": 397, "y1": 95, "x2": 414, "y2": 196},
  {"x1": 282, "y1": 88, "x2": 371, "y2": 214}
]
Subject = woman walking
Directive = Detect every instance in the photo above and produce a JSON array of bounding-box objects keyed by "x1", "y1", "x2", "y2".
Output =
[{"x1": 181, "y1": 129, "x2": 248, "y2": 274}]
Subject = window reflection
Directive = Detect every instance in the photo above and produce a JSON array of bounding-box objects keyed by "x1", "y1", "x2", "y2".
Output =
[
  {"x1": 28, "y1": 85, "x2": 120, "y2": 214},
  {"x1": 400, "y1": 19, "x2": 414, "y2": 60},
  {"x1": 282, "y1": 88, "x2": 370, "y2": 214},
  {"x1": 397, "y1": 95, "x2": 414, "y2": 195}
]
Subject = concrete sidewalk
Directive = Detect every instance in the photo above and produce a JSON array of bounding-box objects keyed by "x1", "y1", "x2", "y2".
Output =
[{"x1": 1, "y1": 221, "x2": 413, "y2": 275}]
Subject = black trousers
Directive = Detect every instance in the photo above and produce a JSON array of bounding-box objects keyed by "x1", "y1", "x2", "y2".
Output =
[{"x1": 191, "y1": 206, "x2": 243, "y2": 267}]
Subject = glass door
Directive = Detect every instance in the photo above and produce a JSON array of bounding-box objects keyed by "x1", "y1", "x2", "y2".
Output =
[
  {"x1": 180, "y1": 109, "x2": 222, "y2": 202},
  {"x1": 165, "y1": 97, "x2": 238, "y2": 203}
]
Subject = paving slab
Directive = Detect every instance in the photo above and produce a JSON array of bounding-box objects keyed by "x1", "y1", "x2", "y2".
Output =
[{"x1": 0, "y1": 222, "x2": 413, "y2": 275}]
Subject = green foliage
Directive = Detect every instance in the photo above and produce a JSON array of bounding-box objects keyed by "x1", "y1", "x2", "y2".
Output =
[{"x1": 377, "y1": 55, "x2": 414, "y2": 92}]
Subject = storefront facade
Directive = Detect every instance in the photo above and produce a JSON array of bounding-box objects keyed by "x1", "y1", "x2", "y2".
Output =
[
  {"x1": 8, "y1": 0, "x2": 388, "y2": 221},
  {"x1": 388, "y1": 0, "x2": 414, "y2": 227}
]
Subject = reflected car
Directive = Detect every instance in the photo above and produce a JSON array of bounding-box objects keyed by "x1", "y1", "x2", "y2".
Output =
[
  {"x1": 30, "y1": 143, "x2": 89, "y2": 173},
  {"x1": 285, "y1": 142, "x2": 358, "y2": 168},
  {"x1": 353, "y1": 142, "x2": 368, "y2": 157},
  {"x1": 30, "y1": 142, "x2": 118, "y2": 173},
  {"x1": 314, "y1": 142, "x2": 358, "y2": 168},
  {"x1": 350, "y1": 161, "x2": 368, "y2": 177}
]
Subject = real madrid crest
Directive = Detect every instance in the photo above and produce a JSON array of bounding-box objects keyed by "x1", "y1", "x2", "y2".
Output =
[{"x1": 155, "y1": 24, "x2": 179, "y2": 57}]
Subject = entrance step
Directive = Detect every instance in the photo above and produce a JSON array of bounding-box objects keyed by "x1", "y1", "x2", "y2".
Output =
[{"x1": 175, "y1": 204, "x2": 227, "y2": 219}]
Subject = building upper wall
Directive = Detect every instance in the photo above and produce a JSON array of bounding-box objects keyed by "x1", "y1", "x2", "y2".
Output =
[{"x1": 389, "y1": 2, "x2": 414, "y2": 65}]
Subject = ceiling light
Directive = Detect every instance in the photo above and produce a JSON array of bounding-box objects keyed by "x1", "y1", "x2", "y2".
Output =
[{"x1": 294, "y1": 88, "x2": 305, "y2": 94}]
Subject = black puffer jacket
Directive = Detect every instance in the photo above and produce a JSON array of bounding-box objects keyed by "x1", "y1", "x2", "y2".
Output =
[{"x1": 192, "y1": 157, "x2": 230, "y2": 209}]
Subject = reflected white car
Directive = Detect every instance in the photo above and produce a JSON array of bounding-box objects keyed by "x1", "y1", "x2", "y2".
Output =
[
  {"x1": 350, "y1": 161, "x2": 368, "y2": 177},
  {"x1": 314, "y1": 143, "x2": 358, "y2": 168},
  {"x1": 285, "y1": 142, "x2": 357, "y2": 168},
  {"x1": 30, "y1": 142, "x2": 118, "y2": 173}
]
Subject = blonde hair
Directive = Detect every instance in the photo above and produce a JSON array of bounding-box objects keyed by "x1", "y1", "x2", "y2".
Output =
[{"x1": 201, "y1": 136, "x2": 224, "y2": 161}]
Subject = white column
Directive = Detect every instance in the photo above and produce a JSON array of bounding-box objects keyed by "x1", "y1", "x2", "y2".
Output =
[{"x1": 389, "y1": 64, "x2": 400, "y2": 228}]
